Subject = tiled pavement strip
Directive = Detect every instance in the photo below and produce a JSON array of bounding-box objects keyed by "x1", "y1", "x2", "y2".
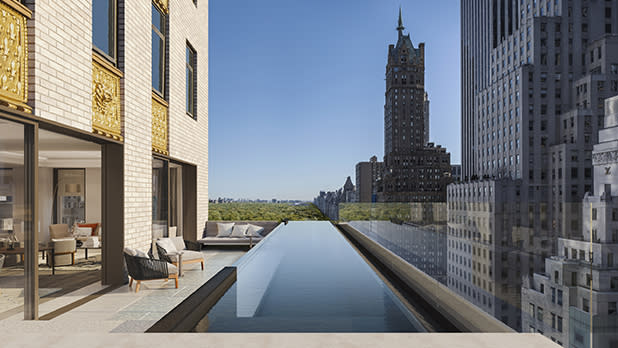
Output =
[{"x1": 1, "y1": 249, "x2": 245, "y2": 333}]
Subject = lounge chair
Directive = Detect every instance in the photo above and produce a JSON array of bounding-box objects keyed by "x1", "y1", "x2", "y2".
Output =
[
  {"x1": 124, "y1": 248, "x2": 178, "y2": 293},
  {"x1": 155, "y1": 237, "x2": 204, "y2": 271}
]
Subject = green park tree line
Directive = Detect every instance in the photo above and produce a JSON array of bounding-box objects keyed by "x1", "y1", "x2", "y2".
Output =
[{"x1": 208, "y1": 203, "x2": 328, "y2": 221}]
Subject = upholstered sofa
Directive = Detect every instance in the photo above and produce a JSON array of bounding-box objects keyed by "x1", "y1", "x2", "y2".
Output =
[{"x1": 198, "y1": 221, "x2": 279, "y2": 247}]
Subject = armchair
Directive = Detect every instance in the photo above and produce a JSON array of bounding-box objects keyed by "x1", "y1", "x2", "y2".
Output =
[
  {"x1": 124, "y1": 251, "x2": 178, "y2": 292},
  {"x1": 50, "y1": 238, "x2": 76, "y2": 266},
  {"x1": 155, "y1": 237, "x2": 204, "y2": 271},
  {"x1": 49, "y1": 224, "x2": 71, "y2": 239}
]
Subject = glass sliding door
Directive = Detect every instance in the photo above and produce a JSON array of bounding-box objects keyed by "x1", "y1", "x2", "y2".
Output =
[
  {"x1": 0, "y1": 118, "x2": 31, "y2": 318},
  {"x1": 169, "y1": 163, "x2": 182, "y2": 237},
  {"x1": 152, "y1": 158, "x2": 168, "y2": 239}
]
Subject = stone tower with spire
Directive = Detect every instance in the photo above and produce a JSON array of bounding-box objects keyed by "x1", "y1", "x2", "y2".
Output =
[{"x1": 379, "y1": 8, "x2": 451, "y2": 203}]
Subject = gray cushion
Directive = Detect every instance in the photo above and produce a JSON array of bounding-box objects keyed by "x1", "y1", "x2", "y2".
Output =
[
  {"x1": 171, "y1": 236, "x2": 186, "y2": 251},
  {"x1": 168, "y1": 250, "x2": 204, "y2": 263},
  {"x1": 216, "y1": 222, "x2": 234, "y2": 237},
  {"x1": 198, "y1": 236, "x2": 262, "y2": 245},
  {"x1": 157, "y1": 238, "x2": 178, "y2": 254},
  {"x1": 246, "y1": 224, "x2": 265, "y2": 237},
  {"x1": 229, "y1": 224, "x2": 249, "y2": 238},
  {"x1": 167, "y1": 263, "x2": 178, "y2": 274}
]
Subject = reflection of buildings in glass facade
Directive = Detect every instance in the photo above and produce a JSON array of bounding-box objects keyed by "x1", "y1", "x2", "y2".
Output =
[
  {"x1": 453, "y1": 0, "x2": 618, "y2": 333},
  {"x1": 350, "y1": 219, "x2": 447, "y2": 284},
  {"x1": 522, "y1": 96, "x2": 618, "y2": 347}
]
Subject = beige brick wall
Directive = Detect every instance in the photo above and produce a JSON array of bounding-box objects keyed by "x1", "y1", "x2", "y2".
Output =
[
  {"x1": 121, "y1": 0, "x2": 153, "y2": 250},
  {"x1": 168, "y1": 0, "x2": 209, "y2": 240},
  {"x1": 27, "y1": 0, "x2": 93, "y2": 131},
  {"x1": 24, "y1": 0, "x2": 208, "y2": 250}
]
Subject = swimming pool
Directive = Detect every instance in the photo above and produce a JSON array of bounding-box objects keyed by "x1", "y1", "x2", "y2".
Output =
[{"x1": 193, "y1": 221, "x2": 425, "y2": 332}]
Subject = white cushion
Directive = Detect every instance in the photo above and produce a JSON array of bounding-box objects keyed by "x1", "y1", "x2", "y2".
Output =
[
  {"x1": 171, "y1": 236, "x2": 186, "y2": 251},
  {"x1": 230, "y1": 224, "x2": 249, "y2": 238},
  {"x1": 124, "y1": 247, "x2": 137, "y2": 256},
  {"x1": 167, "y1": 263, "x2": 178, "y2": 274},
  {"x1": 216, "y1": 222, "x2": 235, "y2": 237},
  {"x1": 74, "y1": 227, "x2": 92, "y2": 237},
  {"x1": 135, "y1": 249, "x2": 149, "y2": 258},
  {"x1": 157, "y1": 238, "x2": 178, "y2": 254},
  {"x1": 83, "y1": 237, "x2": 100, "y2": 248},
  {"x1": 167, "y1": 250, "x2": 203, "y2": 263},
  {"x1": 246, "y1": 224, "x2": 264, "y2": 237}
]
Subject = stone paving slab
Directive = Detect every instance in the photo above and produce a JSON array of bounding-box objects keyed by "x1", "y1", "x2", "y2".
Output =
[
  {"x1": 0, "y1": 249, "x2": 246, "y2": 335},
  {"x1": 2, "y1": 333, "x2": 561, "y2": 348}
]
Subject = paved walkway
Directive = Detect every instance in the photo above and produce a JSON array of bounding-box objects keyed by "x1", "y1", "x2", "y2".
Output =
[{"x1": 1, "y1": 249, "x2": 245, "y2": 333}]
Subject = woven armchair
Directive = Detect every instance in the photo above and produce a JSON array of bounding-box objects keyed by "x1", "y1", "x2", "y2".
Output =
[
  {"x1": 184, "y1": 239, "x2": 202, "y2": 252},
  {"x1": 155, "y1": 243, "x2": 173, "y2": 264},
  {"x1": 124, "y1": 253, "x2": 178, "y2": 293},
  {"x1": 155, "y1": 237, "x2": 205, "y2": 271}
]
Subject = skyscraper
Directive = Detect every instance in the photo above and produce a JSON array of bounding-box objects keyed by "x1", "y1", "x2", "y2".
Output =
[
  {"x1": 451, "y1": 0, "x2": 618, "y2": 331},
  {"x1": 379, "y1": 9, "x2": 451, "y2": 203},
  {"x1": 355, "y1": 156, "x2": 384, "y2": 203}
]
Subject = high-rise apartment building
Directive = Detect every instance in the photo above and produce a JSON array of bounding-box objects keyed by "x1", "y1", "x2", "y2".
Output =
[
  {"x1": 355, "y1": 156, "x2": 383, "y2": 203},
  {"x1": 451, "y1": 0, "x2": 618, "y2": 331},
  {"x1": 0, "y1": 0, "x2": 208, "y2": 319},
  {"x1": 522, "y1": 96, "x2": 618, "y2": 348},
  {"x1": 379, "y1": 10, "x2": 451, "y2": 203}
]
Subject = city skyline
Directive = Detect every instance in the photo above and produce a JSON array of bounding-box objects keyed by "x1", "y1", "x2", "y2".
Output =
[{"x1": 209, "y1": 1, "x2": 461, "y2": 200}]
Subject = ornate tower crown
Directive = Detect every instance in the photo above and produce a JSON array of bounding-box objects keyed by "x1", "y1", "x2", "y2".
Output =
[{"x1": 397, "y1": 7, "x2": 405, "y2": 37}]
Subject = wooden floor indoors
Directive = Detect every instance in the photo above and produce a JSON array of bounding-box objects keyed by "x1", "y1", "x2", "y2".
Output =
[{"x1": 0, "y1": 259, "x2": 101, "y2": 320}]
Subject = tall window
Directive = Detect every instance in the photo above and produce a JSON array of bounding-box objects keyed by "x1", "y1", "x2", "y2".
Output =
[
  {"x1": 186, "y1": 43, "x2": 196, "y2": 118},
  {"x1": 152, "y1": 4, "x2": 166, "y2": 96},
  {"x1": 93, "y1": 0, "x2": 116, "y2": 60}
]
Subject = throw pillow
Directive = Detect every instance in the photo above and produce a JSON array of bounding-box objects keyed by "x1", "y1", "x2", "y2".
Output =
[
  {"x1": 171, "y1": 236, "x2": 186, "y2": 251},
  {"x1": 230, "y1": 224, "x2": 249, "y2": 238},
  {"x1": 216, "y1": 222, "x2": 235, "y2": 237},
  {"x1": 246, "y1": 224, "x2": 265, "y2": 237},
  {"x1": 74, "y1": 227, "x2": 92, "y2": 237},
  {"x1": 157, "y1": 238, "x2": 178, "y2": 254},
  {"x1": 123, "y1": 247, "x2": 137, "y2": 256}
]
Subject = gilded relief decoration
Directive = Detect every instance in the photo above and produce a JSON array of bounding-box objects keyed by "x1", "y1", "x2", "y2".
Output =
[
  {"x1": 92, "y1": 58, "x2": 122, "y2": 140},
  {"x1": 0, "y1": 1, "x2": 30, "y2": 112},
  {"x1": 152, "y1": 96, "x2": 168, "y2": 155},
  {"x1": 153, "y1": 0, "x2": 168, "y2": 14}
]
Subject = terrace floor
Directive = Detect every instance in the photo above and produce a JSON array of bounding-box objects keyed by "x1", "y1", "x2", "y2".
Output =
[
  {"x1": 0, "y1": 244, "x2": 559, "y2": 348},
  {"x1": 0, "y1": 248, "x2": 245, "y2": 333}
]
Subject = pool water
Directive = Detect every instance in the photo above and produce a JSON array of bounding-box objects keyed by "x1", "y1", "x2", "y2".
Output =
[{"x1": 194, "y1": 221, "x2": 425, "y2": 332}]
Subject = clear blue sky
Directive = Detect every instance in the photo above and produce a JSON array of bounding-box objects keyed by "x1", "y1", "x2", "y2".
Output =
[{"x1": 209, "y1": 1, "x2": 460, "y2": 201}]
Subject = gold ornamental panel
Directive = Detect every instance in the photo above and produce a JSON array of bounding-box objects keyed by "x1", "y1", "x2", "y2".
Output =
[
  {"x1": 153, "y1": 0, "x2": 168, "y2": 14},
  {"x1": 92, "y1": 57, "x2": 122, "y2": 140},
  {"x1": 152, "y1": 96, "x2": 168, "y2": 155},
  {"x1": 0, "y1": 0, "x2": 30, "y2": 112}
]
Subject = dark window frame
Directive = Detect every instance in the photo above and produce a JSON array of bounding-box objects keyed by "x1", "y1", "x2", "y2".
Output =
[
  {"x1": 152, "y1": 3, "x2": 167, "y2": 98},
  {"x1": 186, "y1": 41, "x2": 197, "y2": 119},
  {"x1": 93, "y1": 0, "x2": 118, "y2": 65}
]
